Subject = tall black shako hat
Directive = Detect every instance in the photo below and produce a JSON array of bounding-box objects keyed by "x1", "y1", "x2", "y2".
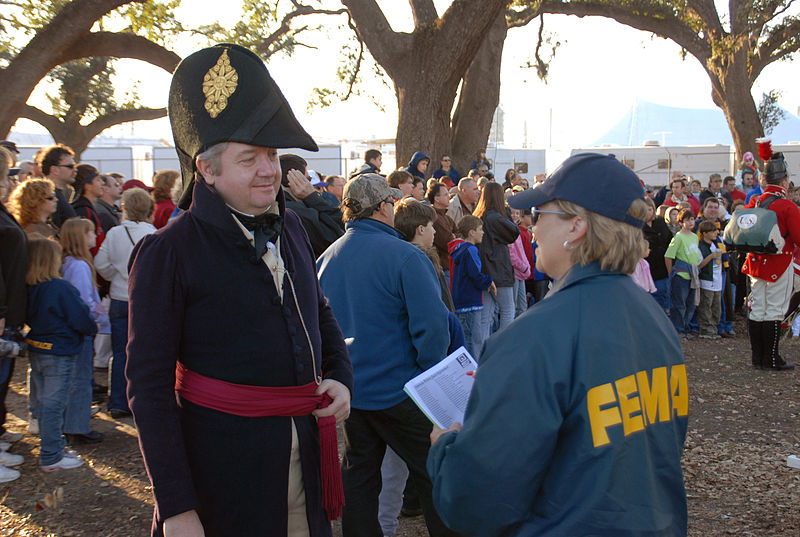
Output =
[
  {"x1": 757, "y1": 139, "x2": 789, "y2": 183},
  {"x1": 507, "y1": 152, "x2": 645, "y2": 228},
  {"x1": 169, "y1": 43, "x2": 318, "y2": 209}
]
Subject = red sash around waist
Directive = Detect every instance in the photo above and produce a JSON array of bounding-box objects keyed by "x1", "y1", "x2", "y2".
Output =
[{"x1": 174, "y1": 362, "x2": 344, "y2": 521}]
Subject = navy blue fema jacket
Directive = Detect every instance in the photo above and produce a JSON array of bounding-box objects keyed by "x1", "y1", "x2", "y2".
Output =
[
  {"x1": 428, "y1": 262, "x2": 688, "y2": 537},
  {"x1": 126, "y1": 180, "x2": 353, "y2": 537},
  {"x1": 404, "y1": 151, "x2": 430, "y2": 180},
  {"x1": 25, "y1": 279, "x2": 97, "y2": 355}
]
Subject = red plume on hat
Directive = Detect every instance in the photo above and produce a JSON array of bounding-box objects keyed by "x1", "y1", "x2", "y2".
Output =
[{"x1": 757, "y1": 138, "x2": 773, "y2": 161}]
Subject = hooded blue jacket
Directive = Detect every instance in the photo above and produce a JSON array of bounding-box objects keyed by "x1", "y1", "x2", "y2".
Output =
[
  {"x1": 25, "y1": 278, "x2": 97, "y2": 355},
  {"x1": 405, "y1": 151, "x2": 430, "y2": 180},
  {"x1": 448, "y1": 239, "x2": 493, "y2": 312},
  {"x1": 428, "y1": 262, "x2": 688, "y2": 537},
  {"x1": 317, "y1": 217, "x2": 449, "y2": 410}
]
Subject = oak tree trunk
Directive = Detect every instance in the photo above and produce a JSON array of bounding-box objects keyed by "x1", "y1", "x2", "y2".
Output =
[
  {"x1": 708, "y1": 51, "x2": 764, "y2": 165},
  {"x1": 451, "y1": 12, "x2": 508, "y2": 176}
]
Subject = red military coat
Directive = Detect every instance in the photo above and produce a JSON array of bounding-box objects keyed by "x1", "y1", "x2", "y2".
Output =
[{"x1": 742, "y1": 185, "x2": 800, "y2": 282}]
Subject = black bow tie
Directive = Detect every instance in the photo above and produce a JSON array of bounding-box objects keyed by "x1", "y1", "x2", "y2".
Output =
[{"x1": 231, "y1": 209, "x2": 283, "y2": 257}]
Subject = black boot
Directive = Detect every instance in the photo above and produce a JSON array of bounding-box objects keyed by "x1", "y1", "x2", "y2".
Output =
[
  {"x1": 748, "y1": 319, "x2": 764, "y2": 369},
  {"x1": 762, "y1": 320, "x2": 795, "y2": 371}
]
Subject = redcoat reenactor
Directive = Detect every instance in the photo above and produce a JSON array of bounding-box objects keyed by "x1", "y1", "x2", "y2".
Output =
[
  {"x1": 126, "y1": 44, "x2": 353, "y2": 537},
  {"x1": 743, "y1": 140, "x2": 800, "y2": 370}
]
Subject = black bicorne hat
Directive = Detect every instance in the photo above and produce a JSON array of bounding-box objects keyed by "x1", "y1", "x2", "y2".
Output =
[{"x1": 169, "y1": 43, "x2": 318, "y2": 209}]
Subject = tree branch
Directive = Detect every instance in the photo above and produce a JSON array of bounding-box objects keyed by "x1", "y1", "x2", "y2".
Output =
[
  {"x1": 687, "y1": 0, "x2": 724, "y2": 37},
  {"x1": 18, "y1": 104, "x2": 63, "y2": 136},
  {"x1": 434, "y1": 0, "x2": 511, "y2": 67},
  {"x1": 84, "y1": 106, "x2": 166, "y2": 136},
  {"x1": 750, "y1": 16, "x2": 800, "y2": 79},
  {"x1": 342, "y1": 0, "x2": 409, "y2": 76},
  {"x1": 507, "y1": 4, "x2": 542, "y2": 29},
  {"x1": 55, "y1": 31, "x2": 180, "y2": 73},
  {"x1": 540, "y1": 0, "x2": 711, "y2": 63},
  {"x1": 253, "y1": 2, "x2": 348, "y2": 57},
  {"x1": 409, "y1": 0, "x2": 438, "y2": 26}
]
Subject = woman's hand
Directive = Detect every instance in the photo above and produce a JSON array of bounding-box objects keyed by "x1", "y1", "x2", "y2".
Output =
[
  {"x1": 430, "y1": 422, "x2": 461, "y2": 445},
  {"x1": 163, "y1": 510, "x2": 205, "y2": 537},
  {"x1": 313, "y1": 379, "x2": 351, "y2": 424}
]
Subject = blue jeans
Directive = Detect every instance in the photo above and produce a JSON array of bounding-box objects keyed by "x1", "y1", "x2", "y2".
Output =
[
  {"x1": 513, "y1": 279, "x2": 527, "y2": 318},
  {"x1": 456, "y1": 310, "x2": 483, "y2": 359},
  {"x1": 29, "y1": 352, "x2": 77, "y2": 465},
  {"x1": 378, "y1": 447, "x2": 408, "y2": 537},
  {"x1": 108, "y1": 299, "x2": 130, "y2": 412},
  {"x1": 718, "y1": 272, "x2": 735, "y2": 334},
  {"x1": 653, "y1": 277, "x2": 671, "y2": 313},
  {"x1": 64, "y1": 335, "x2": 93, "y2": 434},
  {"x1": 669, "y1": 275, "x2": 696, "y2": 335},
  {"x1": 480, "y1": 286, "x2": 515, "y2": 341}
]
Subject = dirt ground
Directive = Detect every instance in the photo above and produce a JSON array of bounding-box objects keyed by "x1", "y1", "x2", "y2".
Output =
[{"x1": 1, "y1": 317, "x2": 799, "y2": 536}]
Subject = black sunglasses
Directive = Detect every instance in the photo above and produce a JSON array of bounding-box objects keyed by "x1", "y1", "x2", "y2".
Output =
[{"x1": 57, "y1": 163, "x2": 75, "y2": 169}]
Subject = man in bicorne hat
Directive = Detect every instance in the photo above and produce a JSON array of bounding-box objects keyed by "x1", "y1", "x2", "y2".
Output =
[
  {"x1": 743, "y1": 141, "x2": 800, "y2": 371},
  {"x1": 126, "y1": 43, "x2": 353, "y2": 537}
]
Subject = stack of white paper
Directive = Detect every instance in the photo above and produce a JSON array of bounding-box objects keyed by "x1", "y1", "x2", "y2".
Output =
[{"x1": 403, "y1": 346, "x2": 478, "y2": 429}]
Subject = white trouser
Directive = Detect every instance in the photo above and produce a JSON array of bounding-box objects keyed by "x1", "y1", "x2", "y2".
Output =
[{"x1": 748, "y1": 268, "x2": 793, "y2": 321}]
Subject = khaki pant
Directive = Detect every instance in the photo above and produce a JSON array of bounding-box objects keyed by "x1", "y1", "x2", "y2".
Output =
[
  {"x1": 749, "y1": 268, "x2": 793, "y2": 321},
  {"x1": 288, "y1": 420, "x2": 310, "y2": 537},
  {"x1": 698, "y1": 289, "x2": 721, "y2": 335}
]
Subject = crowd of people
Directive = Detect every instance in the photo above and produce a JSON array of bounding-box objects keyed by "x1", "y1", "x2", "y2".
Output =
[
  {"x1": 0, "y1": 41, "x2": 796, "y2": 537},
  {"x1": 0, "y1": 141, "x2": 167, "y2": 482}
]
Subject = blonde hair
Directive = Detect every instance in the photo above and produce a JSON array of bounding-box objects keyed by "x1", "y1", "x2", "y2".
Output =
[
  {"x1": 152, "y1": 169, "x2": 180, "y2": 203},
  {"x1": 59, "y1": 218, "x2": 97, "y2": 287},
  {"x1": 121, "y1": 187, "x2": 154, "y2": 222},
  {"x1": 26, "y1": 236, "x2": 63, "y2": 285},
  {"x1": 553, "y1": 198, "x2": 649, "y2": 274},
  {"x1": 8, "y1": 178, "x2": 56, "y2": 227}
]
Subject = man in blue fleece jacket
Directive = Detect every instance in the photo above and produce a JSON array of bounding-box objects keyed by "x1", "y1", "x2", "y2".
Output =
[{"x1": 317, "y1": 173, "x2": 456, "y2": 537}]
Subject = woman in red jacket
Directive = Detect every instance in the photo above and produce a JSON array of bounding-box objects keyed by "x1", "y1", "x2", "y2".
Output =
[{"x1": 151, "y1": 170, "x2": 179, "y2": 229}]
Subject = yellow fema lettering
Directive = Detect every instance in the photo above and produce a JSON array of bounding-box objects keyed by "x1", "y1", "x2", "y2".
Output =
[{"x1": 588, "y1": 364, "x2": 688, "y2": 448}]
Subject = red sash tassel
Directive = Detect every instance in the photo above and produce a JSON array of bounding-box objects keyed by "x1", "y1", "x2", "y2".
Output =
[{"x1": 175, "y1": 362, "x2": 344, "y2": 521}]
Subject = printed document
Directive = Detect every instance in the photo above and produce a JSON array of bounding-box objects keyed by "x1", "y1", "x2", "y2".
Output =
[{"x1": 403, "y1": 346, "x2": 478, "y2": 429}]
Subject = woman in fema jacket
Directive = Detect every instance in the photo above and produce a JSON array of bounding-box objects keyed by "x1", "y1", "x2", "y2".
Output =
[{"x1": 427, "y1": 153, "x2": 689, "y2": 537}]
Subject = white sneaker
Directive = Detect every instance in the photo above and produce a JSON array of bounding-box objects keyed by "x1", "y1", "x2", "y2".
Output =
[
  {"x1": 41, "y1": 454, "x2": 84, "y2": 472},
  {"x1": 0, "y1": 450, "x2": 23, "y2": 467},
  {"x1": 0, "y1": 431, "x2": 23, "y2": 443},
  {"x1": 0, "y1": 463, "x2": 20, "y2": 483}
]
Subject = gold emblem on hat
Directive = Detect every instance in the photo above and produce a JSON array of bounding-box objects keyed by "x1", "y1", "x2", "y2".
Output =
[{"x1": 202, "y1": 49, "x2": 238, "y2": 118}]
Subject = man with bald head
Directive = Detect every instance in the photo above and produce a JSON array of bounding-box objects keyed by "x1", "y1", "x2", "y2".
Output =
[{"x1": 447, "y1": 177, "x2": 480, "y2": 225}]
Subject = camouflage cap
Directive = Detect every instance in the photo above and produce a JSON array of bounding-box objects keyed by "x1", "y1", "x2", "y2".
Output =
[{"x1": 342, "y1": 173, "x2": 403, "y2": 213}]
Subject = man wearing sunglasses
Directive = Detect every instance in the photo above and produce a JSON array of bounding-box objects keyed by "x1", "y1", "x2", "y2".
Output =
[{"x1": 38, "y1": 144, "x2": 77, "y2": 228}]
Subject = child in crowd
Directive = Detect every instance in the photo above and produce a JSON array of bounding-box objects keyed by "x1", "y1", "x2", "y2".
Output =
[
  {"x1": 60, "y1": 218, "x2": 108, "y2": 444},
  {"x1": 665, "y1": 209, "x2": 702, "y2": 339},
  {"x1": 25, "y1": 237, "x2": 96, "y2": 472},
  {"x1": 449, "y1": 215, "x2": 496, "y2": 358},
  {"x1": 631, "y1": 239, "x2": 657, "y2": 294},
  {"x1": 508, "y1": 207, "x2": 532, "y2": 318},
  {"x1": 697, "y1": 220, "x2": 724, "y2": 338}
]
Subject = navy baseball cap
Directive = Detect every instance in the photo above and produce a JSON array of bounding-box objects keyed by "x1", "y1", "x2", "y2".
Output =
[{"x1": 507, "y1": 153, "x2": 645, "y2": 228}]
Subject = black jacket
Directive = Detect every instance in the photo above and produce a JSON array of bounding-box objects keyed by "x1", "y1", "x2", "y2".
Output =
[
  {"x1": 699, "y1": 188, "x2": 733, "y2": 209},
  {"x1": 127, "y1": 181, "x2": 352, "y2": 537},
  {"x1": 643, "y1": 217, "x2": 673, "y2": 281},
  {"x1": 52, "y1": 187, "x2": 76, "y2": 228},
  {"x1": 0, "y1": 203, "x2": 27, "y2": 328},
  {"x1": 478, "y1": 209, "x2": 520, "y2": 287},
  {"x1": 349, "y1": 161, "x2": 380, "y2": 180},
  {"x1": 95, "y1": 199, "x2": 121, "y2": 233},
  {"x1": 283, "y1": 189, "x2": 345, "y2": 258}
]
